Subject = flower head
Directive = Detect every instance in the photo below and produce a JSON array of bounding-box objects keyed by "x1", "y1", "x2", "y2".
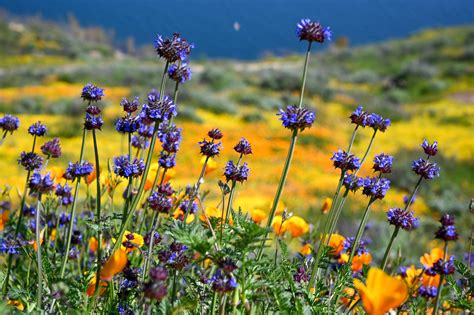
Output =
[
  {"x1": 350, "y1": 106, "x2": 369, "y2": 127},
  {"x1": 386, "y1": 208, "x2": 419, "y2": 231},
  {"x1": 362, "y1": 177, "x2": 390, "y2": 200},
  {"x1": 353, "y1": 268, "x2": 408, "y2": 315},
  {"x1": 158, "y1": 152, "x2": 176, "y2": 169},
  {"x1": 121, "y1": 96, "x2": 139, "y2": 114},
  {"x1": 343, "y1": 174, "x2": 364, "y2": 192},
  {"x1": 367, "y1": 113, "x2": 390, "y2": 132},
  {"x1": 154, "y1": 33, "x2": 194, "y2": 62},
  {"x1": 148, "y1": 191, "x2": 173, "y2": 213},
  {"x1": 168, "y1": 63, "x2": 192, "y2": 83},
  {"x1": 28, "y1": 121, "x2": 47, "y2": 137},
  {"x1": 141, "y1": 93, "x2": 177, "y2": 122},
  {"x1": 115, "y1": 116, "x2": 139, "y2": 134},
  {"x1": 41, "y1": 138, "x2": 61, "y2": 158},
  {"x1": 65, "y1": 161, "x2": 94, "y2": 180},
  {"x1": 418, "y1": 285, "x2": 438, "y2": 298},
  {"x1": 81, "y1": 83, "x2": 104, "y2": 103},
  {"x1": 18, "y1": 151, "x2": 43, "y2": 171},
  {"x1": 322, "y1": 233, "x2": 346, "y2": 256},
  {"x1": 84, "y1": 113, "x2": 104, "y2": 130},
  {"x1": 0, "y1": 114, "x2": 20, "y2": 134},
  {"x1": 296, "y1": 19, "x2": 331, "y2": 43},
  {"x1": 208, "y1": 128, "x2": 223, "y2": 140},
  {"x1": 421, "y1": 139, "x2": 438, "y2": 157},
  {"x1": 131, "y1": 135, "x2": 149, "y2": 150},
  {"x1": 160, "y1": 125, "x2": 182, "y2": 153},
  {"x1": 55, "y1": 183, "x2": 73, "y2": 206},
  {"x1": 331, "y1": 149, "x2": 361, "y2": 172},
  {"x1": 211, "y1": 270, "x2": 237, "y2": 293},
  {"x1": 432, "y1": 256, "x2": 455, "y2": 275},
  {"x1": 113, "y1": 155, "x2": 145, "y2": 178},
  {"x1": 435, "y1": 214, "x2": 458, "y2": 241},
  {"x1": 199, "y1": 139, "x2": 222, "y2": 157},
  {"x1": 234, "y1": 138, "x2": 252, "y2": 155},
  {"x1": 373, "y1": 153, "x2": 393, "y2": 174},
  {"x1": 224, "y1": 161, "x2": 249, "y2": 183},
  {"x1": 411, "y1": 158, "x2": 440, "y2": 180},
  {"x1": 29, "y1": 171, "x2": 55, "y2": 194},
  {"x1": 277, "y1": 105, "x2": 315, "y2": 132}
]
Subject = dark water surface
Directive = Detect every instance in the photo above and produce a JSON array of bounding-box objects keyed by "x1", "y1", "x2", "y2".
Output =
[{"x1": 1, "y1": 0, "x2": 473, "y2": 59}]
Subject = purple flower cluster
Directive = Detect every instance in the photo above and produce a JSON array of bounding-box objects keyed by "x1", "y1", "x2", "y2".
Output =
[
  {"x1": 121, "y1": 97, "x2": 139, "y2": 114},
  {"x1": 28, "y1": 121, "x2": 47, "y2": 137},
  {"x1": 432, "y1": 256, "x2": 455, "y2": 275},
  {"x1": 421, "y1": 139, "x2": 438, "y2": 157},
  {"x1": 55, "y1": 184, "x2": 73, "y2": 206},
  {"x1": 18, "y1": 151, "x2": 43, "y2": 171},
  {"x1": 160, "y1": 124, "x2": 182, "y2": 153},
  {"x1": 277, "y1": 105, "x2": 315, "y2": 132},
  {"x1": 350, "y1": 106, "x2": 369, "y2": 127},
  {"x1": 41, "y1": 138, "x2": 62, "y2": 158},
  {"x1": 418, "y1": 285, "x2": 437, "y2": 298},
  {"x1": 84, "y1": 113, "x2": 104, "y2": 130},
  {"x1": 199, "y1": 139, "x2": 222, "y2": 157},
  {"x1": 0, "y1": 114, "x2": 20, "y2": 134},
  {"x1": 435, "y1": 214, "x2": 458, "y2": 241},
  {"x1": 296, "y1": 19, "x2": 331, "y2": 43},
  {"x1": 0, "y1": 238, "x2": 20, "y2": 255},
  {"x1": 343, "y1": 237, "x2": 369, "y2": 256},
  {"x1": 362, "y1": 177, "x2": 390, "y2": 200},
  {"x1": 179, "y1": 199, "x2": 198, "y2": 214},
  {"x1": 159, "y1": 152, "x2": 176, "y2": 169},
  {"x1": 158, "y1": 242, "x2": 190, "y2": 271},
  {"x1": 148, "y1": 185, "x2": 173, "y2": 214},
  {"x1": 343, "y1": 174, "x2": 364, "y2": 192},
  {"x1": 293, "y1": 265, "x2": 310, "y2": 283},
  {"x1": 154, "y1": 33, "x2": 194, "y2": 63},
  {"x1": 386, "y1": 208, "x2": 419, "y2": 231},
  {"x1": 331, "y1": 149, "x2": 361, "y2": 172},
  {"x1": 224, "y1": 161, "x2": 250, "y2": 183},
  {"x1": 234, "y1": 138, "x2": 252, "y2": 155},
  {"x1": 367, "y1": 113, "x2": 391, "y2": 132},
  {"x1": 115, "y1": 116, "x2": 139, "y2": 134},
  {"x1": 208, "y1": 128, "x2": 223, "y2": 140},
  {"x1": 141, "y1": 92, "x2": 177, "y2": 122},
  {"x1": 411, "y1": 158, "x2": 440, "y2": 180},
  {"x1": 373, "y1": 153, "x2": 393, "y2": 174},
  {"x1": 81, "y1": 83, "x2": 104, "y2": 103},
  {"x1": 168, "y1": 63, "x2": 192, "y2": 83},
  {"x1": 144, "y1": 266, "x2": 168, "y2": 301},
  {"x1": 211, "y1": 269, "x2": 238, "y2": 293},
  {"x1": 65, "y1": 161, "x2": 94, "y2": 180},
  {"x1": 113, "y1": 155, "x2": 145, "y2": 178},
  {"x1": 29, "y1": 171, "x2": 55, "y2": 194}
]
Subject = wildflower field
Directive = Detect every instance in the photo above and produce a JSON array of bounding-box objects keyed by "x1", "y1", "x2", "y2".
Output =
[{"x1": 0, "y1": 15, "x2": 473, "y2": 314}]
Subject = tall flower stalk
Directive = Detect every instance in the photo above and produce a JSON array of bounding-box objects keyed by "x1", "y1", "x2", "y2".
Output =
[{"x1": 257, "y1": 18, "x2": 329, "y2": 259}]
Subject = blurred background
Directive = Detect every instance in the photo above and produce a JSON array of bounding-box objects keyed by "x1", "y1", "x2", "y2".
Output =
[{"x1": 0, "y1": 1, "x2": 473, "y2": 262}]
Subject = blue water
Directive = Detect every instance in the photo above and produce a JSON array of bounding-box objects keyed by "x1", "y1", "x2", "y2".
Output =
[{"x1": 1, "y1": 0, "x2": 473, "y2": 59}]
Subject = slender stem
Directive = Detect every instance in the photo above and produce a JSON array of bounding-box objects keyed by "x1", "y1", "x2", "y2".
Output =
[
  {"x1": 183, "y1": 156, "x2": 209, "y2": 223},
  {"x1": 224, "y1": 181, "x2": 237, "y2": 227},
  {"x1": 380, "y1": 226, "x2": 400, "y2": 271},
  {"x1": 111, "y1": 62, "x2": 170, "y2": 255},
  {"x1": 354, "y1": 130, "x2": 377, "y2": 175},
  {"x1": 327, "y1": 189, "x2": 349, "y2": 239},
  {"x1": 35, "y1": 195, "x2": 43, "y2": 309},
  {"x1": 346, "y1": 125, "x2": 359, "y2": 154},
  {"x1": 380, "y1": 176, "x2": 422, "y2": 270},
  {"x1": 210, "y1": 291, "x2": 218, "y2": 315},
  {"x1": 257, "y1": 129, "x2": 298, "y2": 260},
  {"x1": 92, "y1": 130, "x2": 103, "y2": 301},
  {"x1": 349, "y1": 199, "x2": 374, "y2": 262},
  {"x1": 297, "y1": 41, "x2": 312, "y2": 108},
  {"x1": 433, "y1": 241, "x2": 449, "y2": 314}
]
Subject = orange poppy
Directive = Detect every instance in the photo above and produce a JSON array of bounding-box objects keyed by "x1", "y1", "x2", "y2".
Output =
[
  {"x1": 420, "y1": 248, "x2": 444, "y2": 268},
  {"x1": 322, "y1": 233, "x2": 346, "y2": 256},
  {"x1": 299, "y1": 243, "x2": 312, "y2": 256},
  {"x1": 285, "y1": 216, "x2": 310, "y2": 238},
  {"x1": 100, "y1": 249, "x2": 128, "y2": 281},
  {"x1": 249, "y1": 208, "x2": 267, "y2": 224},
  {"x1": 321, "y1": 197, "x2": 332, "y2": 214}
]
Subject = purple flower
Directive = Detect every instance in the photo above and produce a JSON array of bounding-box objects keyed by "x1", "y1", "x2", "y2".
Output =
[
  {"x1": 0, "y1": 114, "x2": 20, "y2": 134},
  {"x1": 0, "y1": 238, "x2": 20, "y2": 255},
  {"x1": 293, "y1": 265, "x2": 309, "y2": 283},
  {"x1": 28, "y1": 121, "x2": 47, "y2": 137},
  {"x1": 218, "y1": 258, "x2": 238, "y2": 274},
  {"x1": 411, "y1": 158, "x2": 440, "y2": 180},
  {"x1": 343, "y1": 174, "x2": 364, "y2": 192},
  {"x1": 158, "y1": 183, "x2": 175, "y2": 196},
  {"x1": 199, "y1": 139, "x2": 222, "y2": 157},
  {"x1": 234, "y1": 138, "x2": 252, "y2": 155},
  {"x1": 41, "y1": 138, "x2": 62, "y2": 158},
  {"x1": 113, "y1": 155, "x2": 145, "y2": 178},
  {"x1": 362, "y1": 177, "x2": 390, "y2": 200},
  {"x1": 81, "y1": 83, "x2": 104, "y2": 103},
  {"x1": 131, "y1": 135, "x2": 149, "y2": 149},
  {"x1": 208, "y1": 128, "x2": 223, "y2": 140},
  {"x1": 179, "y1": 199, "x2": 198, "y2": 214},
  {"x1": 350, "y1": 106, "x2": 369, "y2": 127},
  {"x1": 224, "y1": 161, "x2": 249, "y2": 183},
  {"x1": 154, "y1": 33, "x2": 194, "y2": 62},
  {"x1": 18, "y1": 151, "x2": 43, "y2": 171},
  {"x1": 421, "y1": 139, "x2": 438, "y2": 157},
  {"x1": 403, "y1": 194, "x2": 416, "y2": 206},
  {"x1": 29, "y1": 171, "x2": 55, "y2": 194},
  {"x1": 160, "y1": 125, "x2": 182, "y2": 153},
  {"x1": 418, "y1": 286, "x2": 437, "y2": 298},
  {"x1": 144, "y1": 279, "x2": 168, "y2": 302},
  {"x1": 138, "y1": 123, "x2": 154, "y2": 138},
  {"x1": 277, "y1": 105, "x2": 315, "y2": 132},
  {"x1": 158, "y1": 152, "x2": 176, "y2": 169},
  {"x1": 367, "y1": 113, "x2": 390, "y2": 132},
  {"x1": 296, "y1": 19, "x2": 331, "y2": 43},
  {"x1": 435, "y1": 214, "x2": 458, "y2": 241},
  {"x1": 432, "y1": 256, "x2": 455, "y2": 275},
  {"x1": 343, "y1": 237, "x2": 369, "y2": 256},
  {"x1": 144, "y1": 231, "x2": 162, "y2": 247},
  {"x1": 84, "y1": 113, "x2": 104, "y2": 130},
  {"x1": 168, "y1": 63, "x2": 192, "y2": 83},
  {"x1": 148, "y1": 191, "x2": 173, "y2": 213},
  {"x1": 115, "y1": 116, "x2": 139, "y2": 134},
  {"x1": 86, "y1": 105, "x2": 101, "y2": 115},
  {"x1": 55, "y1": 184, "x2": 73, "y2": 206},
  {"x1": 65, "y1": 161, "x2": 94, "y2": 180},
  {"x1": 331, "y1": 149, "x2": 361, "y2": 172},
  {"x1": 386, "y1": 208, "x2": 419, "y2": 231},
  {"x1": 141, "y1": 93, "x2": 177, "y2": 122},
  {"x1": 211, "y1": 270, "x2": 237, "y2": 293},
  {"x1": 149, "y1": 266, "x2": 168, "y2": 282},
  {"x1": 121, "y1": 97, "x2": 139, "y2": 114},
  {"x1": 373, "y1": 153, "x2": 393, "y2": 174}
]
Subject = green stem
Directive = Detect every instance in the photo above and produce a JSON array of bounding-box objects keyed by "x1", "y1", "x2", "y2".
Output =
[
  {"x1": 91, "y1": 130, "x2": 103, "y2": 302},
  {"x1": 257, "y1": 129, "x2": 298, "y2": 260},
  {"x1": 354, "y1": 130, "x2": 377, "y2": 175},
  {"x1": 35, "y1": 194, "x2": 43, "y2": 309},
  {"x1": 210, "y1": 291, "x2": 218, "y2": 315},
  {"x1": 224, "y1": 181, "x2": 237, "y2": 227},
  {"x1": 297, "y1": 41, "x2": 312, "y2": 108},
  {"x1": 183, "y1": 155, "x2": 209, "y2": 223},
  {"x1": 346, "y1": 125, "x2": 359, "y2": 154},
  {"x1": 433, "y1": 241, "x2": 448, "y2": 315},
  {"x1": 349, "y1": 199, "x2": 375, "y2": 262}
]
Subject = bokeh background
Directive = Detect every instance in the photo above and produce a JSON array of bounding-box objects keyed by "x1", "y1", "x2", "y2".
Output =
[{"x1": 0, "y1": 1, "x2": 473, "y2": 262}]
